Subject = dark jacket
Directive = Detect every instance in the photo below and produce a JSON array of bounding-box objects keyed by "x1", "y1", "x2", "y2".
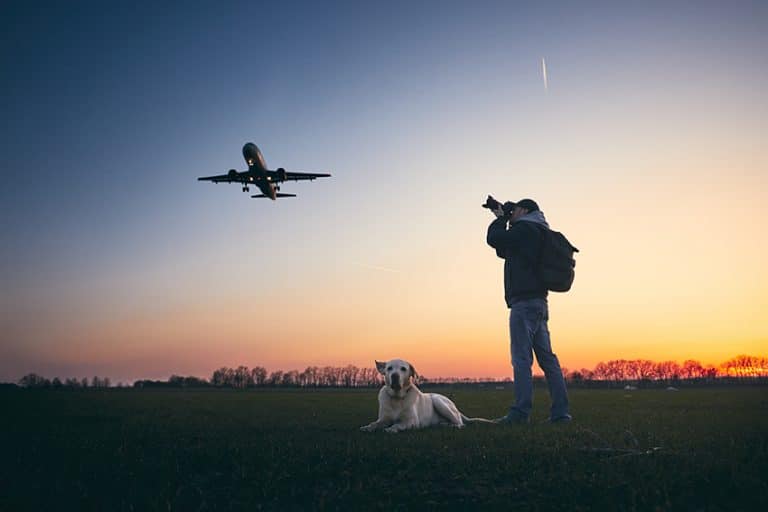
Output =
[{"x1": 487, "y1": 216, "x2": 548, "y2": 306}]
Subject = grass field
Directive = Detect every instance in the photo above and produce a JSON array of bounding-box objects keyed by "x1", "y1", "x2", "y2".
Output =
[{"x1": 1, "y1": 386, "x2": 766, "y2": 511}]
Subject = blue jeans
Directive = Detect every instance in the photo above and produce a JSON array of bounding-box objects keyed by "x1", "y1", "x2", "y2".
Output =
[{"x1": 508, "y1": 298, "x2": 570, "y2": 420}]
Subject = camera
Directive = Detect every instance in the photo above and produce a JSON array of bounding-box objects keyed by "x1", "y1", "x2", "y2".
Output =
[{"x1": 482, "y1": 195, "x2": 515, "y2": 216}]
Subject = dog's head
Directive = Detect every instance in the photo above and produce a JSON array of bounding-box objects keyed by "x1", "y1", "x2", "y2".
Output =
[{"x1": 376, "y1": 358, "x2": 418, "y2": 394}]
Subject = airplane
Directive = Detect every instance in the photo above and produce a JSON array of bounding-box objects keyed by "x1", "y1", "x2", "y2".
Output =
[{"x1": 198, "y1": 143, "x2": 331, "y2": 200}]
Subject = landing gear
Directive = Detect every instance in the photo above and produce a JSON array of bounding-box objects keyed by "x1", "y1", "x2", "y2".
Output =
[{"x1": 242, "y1": 185, "x2": 250, "y2": 192}]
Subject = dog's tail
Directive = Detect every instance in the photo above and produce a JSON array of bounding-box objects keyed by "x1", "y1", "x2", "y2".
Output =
[{"x1": 460, "y1": 413, "x2": 496, "y2": 424}]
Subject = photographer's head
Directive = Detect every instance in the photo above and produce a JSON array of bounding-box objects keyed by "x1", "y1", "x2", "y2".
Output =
[{"x1": 511, "y1": 198, "x2": 539, "y2": 221}]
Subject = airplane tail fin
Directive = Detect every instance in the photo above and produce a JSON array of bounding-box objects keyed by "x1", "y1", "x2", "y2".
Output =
[{"x1": 250, "y1": 193, "x2": 297, "y2": 199}]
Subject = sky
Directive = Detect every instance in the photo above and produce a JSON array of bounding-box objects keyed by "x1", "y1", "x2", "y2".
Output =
[{"x1": 1, "y1": 0, "x2": 767, "y2": 383}]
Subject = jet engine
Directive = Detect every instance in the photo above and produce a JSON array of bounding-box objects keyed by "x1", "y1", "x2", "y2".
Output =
[{"x1": 277, "y1": 168, "x2": 287, "y2": 181}]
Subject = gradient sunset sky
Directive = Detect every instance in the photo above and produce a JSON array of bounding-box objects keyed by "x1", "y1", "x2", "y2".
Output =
[{"x1": 2, "y1": 1, "x2": 766, "y2": 383}]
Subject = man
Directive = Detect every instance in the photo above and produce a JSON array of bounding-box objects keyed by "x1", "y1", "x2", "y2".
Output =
[{"x1": 486, "y1": 198, "x2": 571, "y2": 423}]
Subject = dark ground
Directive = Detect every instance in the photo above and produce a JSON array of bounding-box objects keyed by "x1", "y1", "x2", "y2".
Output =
[{"x1": 1, "y1": 386, "x2": 766, "y2": 511}]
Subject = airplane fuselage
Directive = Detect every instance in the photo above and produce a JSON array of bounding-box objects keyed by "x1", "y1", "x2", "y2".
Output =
[{"x1": 242, "y1": 143, "x2": 277, "y2": 199}]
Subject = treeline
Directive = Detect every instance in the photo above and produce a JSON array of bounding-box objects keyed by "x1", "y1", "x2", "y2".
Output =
[
  {"x1": 10, "y1": 354, "x2": 768, "y2": 389},
  {"x1": 138, "y1": 365, "x2": 383, "y2": 389},
  {"x1": 15, "y1": 374, "x2": 115, "y2": 389},
  {"x1": 567, "y1": 355, "x2": 768, "y2": 382}
]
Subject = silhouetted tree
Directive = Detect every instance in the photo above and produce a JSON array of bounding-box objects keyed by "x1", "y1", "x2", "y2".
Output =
[
  {"x1": 183, "y1": 376, "x2": 209, "y2": 387},
  {"x1": 281, "y1": 370, "x2": 299, "y2": 387},
  {"x1": 636, "y1": 360, "x2": 656, "y2": 380},
  {"x1": 359, "y1": 367, "x2": 380, "y2": 387},
  {"x1": 653, "y1": 361, "x2": 681, "y2": 382},
  {"x1": 233, "y1": 366, "x2": 252, "y2": 389},
  {"x1": 211, "y1": 367, "x2": 234, "y2": 387},
  {"x1": 304, "y1": 366, "x2": 321, "y2": 387},
  {"x1": 721, "y1": 355, "x2": 768, "y2": 378},
  {"x1": 18, "y1": 373, "x2": 49, "y2": 388},
  {"x1": 341, "y1": 365, "x2": 359, "y2": 387},
  {"x1": 251, "y1": 366, "x2": 267, "y2": 386},
  {"x1": 681, "y1": 360, "x2": 704, "y2": 379},
  {"x1": 268, "y1": 371, "x2": 283, "y2": 386}
]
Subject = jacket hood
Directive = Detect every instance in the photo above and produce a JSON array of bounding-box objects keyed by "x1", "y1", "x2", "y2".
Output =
[{"x1": 515, "y1": 210, "x2": 549, "y2": 229}]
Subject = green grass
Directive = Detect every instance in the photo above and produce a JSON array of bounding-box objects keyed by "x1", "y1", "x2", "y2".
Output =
[{"x1": 1, "y1": 387, "x2": 766, "y2": 511}]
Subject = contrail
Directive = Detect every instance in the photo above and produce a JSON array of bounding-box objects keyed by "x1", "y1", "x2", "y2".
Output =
[
  {"x1": 352, "y1": 262, "x2": 401, "y2": 274},
  {"x1": 542, "y1": 57, "x2": 548, "y2": 90}
]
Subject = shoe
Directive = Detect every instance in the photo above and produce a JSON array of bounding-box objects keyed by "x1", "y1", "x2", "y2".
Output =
[
  {"x1": 493, "y1": 413, "x2": 530, "y2": 425},
  {"x1": 549, "y1": 414, "x2": 573, "y2": 424}
]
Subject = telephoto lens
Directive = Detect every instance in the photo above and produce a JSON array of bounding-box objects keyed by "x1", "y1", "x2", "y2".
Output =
[
  {"x1": 482, "y1": 196, "x2": 516, "y2": 217},
  {"x1": 482, "y1": 195, "x2": 501, "y2": 210}
]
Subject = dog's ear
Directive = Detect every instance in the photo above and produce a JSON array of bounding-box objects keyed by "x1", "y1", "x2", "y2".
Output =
[
  {"x1": 375, "y1": 360, "x2": 386, "y2": 375},
  {"x1": 409, "y1": 363, "x2": 418, "y2": 381}
]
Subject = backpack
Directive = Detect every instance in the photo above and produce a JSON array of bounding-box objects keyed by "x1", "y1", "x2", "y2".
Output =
[{"x1": 535, "y1": 225, "x2": 579, "y2": 292}]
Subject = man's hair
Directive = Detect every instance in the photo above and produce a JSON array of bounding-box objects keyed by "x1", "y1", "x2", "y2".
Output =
[{"x1": 515, "y1": 198, "x2": 539, "y2": 212}]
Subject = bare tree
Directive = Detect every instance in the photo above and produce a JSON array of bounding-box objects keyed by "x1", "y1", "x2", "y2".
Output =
[
  {"x1": 305, "y1": 366, "x2": 320, "y2": 387},
  {"x1": 340, "y1": 365, "x2": 359, "y2": 387},
  {"x1": 251, "y1": 366, "x2": 268, "y2": 386},
  {"x1": 681, "y1": 360, "x2": 704, "y2": 379},
  {"x1": 211, "y1": 367, "x2": 234, "y2": 387},
  {"x1": 282, "y1": 370, "x2": 299, "y2": 387},
  {"x1": 637, "y1": 360, "x2": 656, "y2": 380},
  {"x1": 268, "y1": 371, "x2": 283, "y2": 386},
  {"x1": 721, "y1": 355, "x2": 768, "y2": 378},
  {"x1": 233, "y1": 366, "x2": 253, "y2": 389},
  {"x1": 18, "y1": 373, "x2": 49, "y2": 388}
]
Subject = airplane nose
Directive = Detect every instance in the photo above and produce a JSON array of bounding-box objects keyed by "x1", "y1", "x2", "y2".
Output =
[{"x1": 242, "y1": 143, "x2": 262, "y2": 168}]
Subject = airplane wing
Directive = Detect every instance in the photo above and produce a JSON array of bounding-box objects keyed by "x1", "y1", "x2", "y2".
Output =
[
  {"x1": 198, "y1": 172, "x2": 252, "y2": 184},
  {"x1": 273, "y1": 171, "x2": 332, "y2": 182},
  {"x1": 251, "y1": 193, "x2": 297, "y2": 199}
]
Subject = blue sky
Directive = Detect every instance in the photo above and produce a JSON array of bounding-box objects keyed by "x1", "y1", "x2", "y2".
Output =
[{"x1": 1, "y1": 1, "x2": 766, "y2": 382}]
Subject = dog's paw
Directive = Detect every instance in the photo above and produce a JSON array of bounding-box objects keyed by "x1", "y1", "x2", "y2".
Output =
[
  {"x1": 384, "y1": 426, "x2": 400, "y2": 434},
  {"x1": 359, "y1": 425, "x2": 374, "y2": 432}
]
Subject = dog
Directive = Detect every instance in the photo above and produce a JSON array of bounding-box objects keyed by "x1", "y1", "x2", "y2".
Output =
[{"x1": 359, "y1": 358, "x2": 494, "y2": 433}]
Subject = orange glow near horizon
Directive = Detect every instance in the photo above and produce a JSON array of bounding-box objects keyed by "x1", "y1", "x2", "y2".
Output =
[{"x1": 17, "y1": 280, "x2": 767, "y2": 383}]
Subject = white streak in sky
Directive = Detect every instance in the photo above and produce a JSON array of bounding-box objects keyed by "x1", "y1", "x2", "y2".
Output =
[
  {"x1": 352, "y1": 262, "x2": 401, "y2": 273},
  {"x1": 542, "y1": 57, "x2": 548, "y2": 90}
]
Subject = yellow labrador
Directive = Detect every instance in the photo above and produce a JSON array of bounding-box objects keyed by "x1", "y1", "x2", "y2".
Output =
[{"x1": 359, "y1": 358, "x2": 493, "y2": 433}]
